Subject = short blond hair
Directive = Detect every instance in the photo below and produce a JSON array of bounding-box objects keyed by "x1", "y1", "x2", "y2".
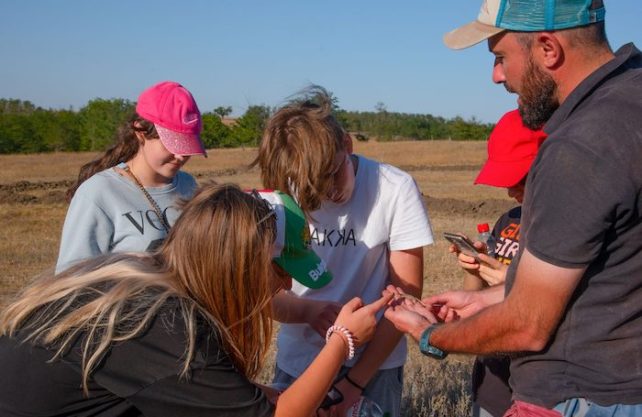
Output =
[{"x1": 254, "y1": 86, "x2": 346, "y2": 213}]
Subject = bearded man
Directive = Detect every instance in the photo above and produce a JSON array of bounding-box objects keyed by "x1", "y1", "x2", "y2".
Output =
[{"x1": 384, "y1": 1, "x2": 642, "y2": 416}]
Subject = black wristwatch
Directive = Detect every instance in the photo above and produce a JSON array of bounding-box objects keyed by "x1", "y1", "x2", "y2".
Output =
[{"x1": 419, "y1": 324, "x2": 447, "y2": 359}]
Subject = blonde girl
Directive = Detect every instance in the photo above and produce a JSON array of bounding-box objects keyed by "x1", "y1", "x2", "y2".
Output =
[{"x1": 1, "y1": 183, "x2": 390, "y2": 417}]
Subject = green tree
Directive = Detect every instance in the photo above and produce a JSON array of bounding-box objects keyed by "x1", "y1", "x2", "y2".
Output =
[
  {"x1": 78, "y1": 99, "x2": 134, "y2": 151},
  {"x1": 229, "y1": 105, "x2": 271, "y2": 147},
  {"x1": 201, "y1": 113, "x2": 232, "y2": 148},
  {"x1": 213, "y1": 106, "x2": 233, "y2": 119}
]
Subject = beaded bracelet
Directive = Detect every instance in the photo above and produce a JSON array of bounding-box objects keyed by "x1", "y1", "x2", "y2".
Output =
[{"x1": 325, "y1": 324, "x2": 355, "y2": 360}]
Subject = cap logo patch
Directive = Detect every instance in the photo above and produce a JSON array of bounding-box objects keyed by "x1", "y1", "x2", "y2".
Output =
[
  {"x1": 308, "y1": 259, "x2": 328, "y2": 281},
  {"x1": 183, "y1": 112, "x2": 199, "y2": 124}
]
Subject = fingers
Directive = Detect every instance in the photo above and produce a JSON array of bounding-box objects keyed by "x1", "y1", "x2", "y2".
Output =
[
  {"x1": 458, "y1": 252, "x2": 480, "y2": 266},
  {"x1": 478, "y1": 253, "x2": 501, "y2": 267},
  {"x1": 367, "y1": 290, "x2": 394, "y2": 312},
  {"x1": 473, "y1": 241, "x2": 486, "y2": 251},
  {"x1": 422, "y1": 294, "x2": 447, "y2": 306},
  {"x1": 385, "y1": 284, "x2": 404, "y2": 296},
  {"x1": 342, "y1": 297, "x2": 364, "y2": 312}
]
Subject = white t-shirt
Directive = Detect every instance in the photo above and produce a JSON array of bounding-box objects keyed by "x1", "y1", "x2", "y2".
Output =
[{"x1": 276, "y1": 155, "x2": 434, "y2": 377}]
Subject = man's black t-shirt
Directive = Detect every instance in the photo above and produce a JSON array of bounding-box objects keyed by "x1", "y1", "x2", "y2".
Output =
[
  {"x1": 505, "y1": 43, "x2": 642, "y2": 408},
  {"x1": 0, "y1": 300, "x2": 274, "y2": 417}
]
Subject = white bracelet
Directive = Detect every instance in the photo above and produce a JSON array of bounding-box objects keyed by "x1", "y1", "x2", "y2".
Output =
[{"x1": 325, "y1": 324, "x2": 355, "y2": 360}]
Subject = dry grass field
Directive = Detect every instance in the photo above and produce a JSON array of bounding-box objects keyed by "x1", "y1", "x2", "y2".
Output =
[{"x1": 0, "y1": 140, "x2": 515, "y2": 416}]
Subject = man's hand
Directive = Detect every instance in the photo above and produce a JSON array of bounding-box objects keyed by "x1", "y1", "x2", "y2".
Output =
[
  {"x1": 423, "y1": 289, "x2": 489, "y2": 322},
  {"x1": 383, "y1": 285, "x2": 438, "y2": 341}
]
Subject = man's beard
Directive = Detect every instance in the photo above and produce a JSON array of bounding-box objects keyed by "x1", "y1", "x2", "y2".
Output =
[{"x1": 516, "y1": 57, "x2": 559, "y2": 130}]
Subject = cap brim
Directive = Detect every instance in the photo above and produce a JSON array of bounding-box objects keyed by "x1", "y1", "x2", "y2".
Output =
[
  {"x1": 155, "y1": 125, "x2": 207, "y2": 157},
  {"x1": 444, "y1": 21, "x2": 505, "y2": 50},
  {"x1": 275, "y1": 251, "x2": 332, "y2": 290},
  {"x1": 257, "y1": 190, "x2": 333, "y2": 290},
  {"x1": 474, "y1": 159, "x2": 531, "y2": 188}
]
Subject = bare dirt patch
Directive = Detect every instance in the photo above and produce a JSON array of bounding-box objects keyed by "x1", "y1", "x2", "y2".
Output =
[
  {"x1": 0, "y1": 180, "x2": 72, "y2": 204},
  {"x1": 425, "y1": 195, "x2": 513, "y2": 218}
]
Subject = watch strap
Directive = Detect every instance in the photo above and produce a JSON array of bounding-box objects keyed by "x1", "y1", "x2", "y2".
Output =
[{"x1": 419, "y1": 324, "x2": 448, "y2": 359}]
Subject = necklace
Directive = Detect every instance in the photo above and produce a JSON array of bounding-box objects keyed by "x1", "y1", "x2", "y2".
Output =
[{"x1": 123, "y1": 165, "x2": 171, "y2": 232}]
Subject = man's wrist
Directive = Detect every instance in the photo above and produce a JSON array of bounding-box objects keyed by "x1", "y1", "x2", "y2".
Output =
[{"x1": 411, "y1": 324, "x2": 429, "y2": 342}]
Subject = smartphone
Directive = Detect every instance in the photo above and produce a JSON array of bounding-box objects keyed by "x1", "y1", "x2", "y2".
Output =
[
  {"x1": 319, "y1": 386, "x2": 344, "y2": 409},
  {"x1": 443, "y1": 232, "x2": 480, "y2": 259}
]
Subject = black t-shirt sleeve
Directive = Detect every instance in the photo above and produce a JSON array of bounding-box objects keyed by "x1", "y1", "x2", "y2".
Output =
[
  {"x1": 92, "y1": 309, "x2": 274, "y2": 417},
  {"x1": 129, "y1": 362, "x2": 274, "y2": 417},
  {"x1": 523, "y1": 139, "x2": 626, "y2": 268}
]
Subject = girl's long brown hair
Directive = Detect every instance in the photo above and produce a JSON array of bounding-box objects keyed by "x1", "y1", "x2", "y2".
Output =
[
  {"x1": 65, "y1": 114, "x2": 158, "y2": 201},
  {"x1": 0, "y1": 183, "x2": 277, "y2": 393}
]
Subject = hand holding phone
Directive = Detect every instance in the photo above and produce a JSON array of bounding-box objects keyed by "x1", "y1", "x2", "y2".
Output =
[{"x1": 443, "y1": 232, "x2": 481, "y2": 259}]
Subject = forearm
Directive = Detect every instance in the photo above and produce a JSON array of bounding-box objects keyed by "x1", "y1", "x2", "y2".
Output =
[
  {"x1": 463, "y1": 275, "x2": 486, "y2": 291},
  {"x1": 346, "y1": 248, "x2": 423, "y2": 384},
  {"x1": 424, "y1": 252, "x2": 583, "y2": 355},
  {"x1": 275, "y1": 334, "x2": 346, "y2": 417},
  {"x1": 271, "y1": 291, "x2": 308, "y2": 323},
  {"x1": 346, "y1": 318, "x2": 403, "y2": 385},
  {"x1": 478, "y1": 283, "x2": 505, "y2": 306},
  {"x1": 430, "y1": 299, "x2": 537, "y2": 354}
]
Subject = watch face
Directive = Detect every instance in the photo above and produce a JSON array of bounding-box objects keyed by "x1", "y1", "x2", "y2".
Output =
[{"x1": 423, "y1": 344, "x2": 447, "y2": 359}]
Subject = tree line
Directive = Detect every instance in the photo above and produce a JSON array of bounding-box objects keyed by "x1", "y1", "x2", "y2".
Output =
[{"x1": 0, "y1": 98, "x2": 493, "y2": 154}]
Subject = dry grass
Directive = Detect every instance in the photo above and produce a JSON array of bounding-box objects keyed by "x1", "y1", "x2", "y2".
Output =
[{"x1": 0, "y1": 140, "x2": 515, "y2": 416}]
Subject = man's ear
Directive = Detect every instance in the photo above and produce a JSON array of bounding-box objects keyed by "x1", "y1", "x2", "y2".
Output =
[
  {"x1": 532, "y1": 32, "x2": 564, "y2": 70},
  {"x1": 343, "y1": 132, "x2": 354, "y2": 154}
]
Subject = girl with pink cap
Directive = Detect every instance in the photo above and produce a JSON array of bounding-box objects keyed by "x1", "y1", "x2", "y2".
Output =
[{"x1": 56, "y1": 81, "x2": 207, "y2": 273}]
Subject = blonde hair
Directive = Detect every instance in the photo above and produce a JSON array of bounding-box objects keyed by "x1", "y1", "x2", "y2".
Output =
[
  {"x1": 0, "y1": 183, "x2": 276, "y2": 394},
  {"x1": 253, "y1": 85, "x2": 346, "y2": 213}
]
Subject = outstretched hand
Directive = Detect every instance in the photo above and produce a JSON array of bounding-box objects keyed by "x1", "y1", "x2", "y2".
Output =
[
  {"x1": 423, "y1": 290, "x2": 485, "y2": 322},
  {"x1": 383, "y1": 285, "x2": 438, "y2": 341}
]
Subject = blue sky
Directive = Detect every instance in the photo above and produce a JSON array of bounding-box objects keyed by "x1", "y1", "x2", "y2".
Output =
[{"x1": 1, "y1": 1, "x2": 640, "y2": 123}]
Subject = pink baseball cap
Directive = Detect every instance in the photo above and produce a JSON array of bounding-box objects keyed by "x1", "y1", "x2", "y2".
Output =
[
  {"x1": 475, "y1": 110, "x2": 547, "y2": 188},
  {"x1": 136, "y1": 81, "x2": 206, "y2": 156}
]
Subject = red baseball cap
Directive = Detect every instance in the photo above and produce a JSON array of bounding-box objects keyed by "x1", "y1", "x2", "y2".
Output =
[
  {"x1": 136, "y1": 81, "x2": 206, "y2": 157},
  {"x1": 474, "y1": 110, "x2": 547, "y2": 188}
]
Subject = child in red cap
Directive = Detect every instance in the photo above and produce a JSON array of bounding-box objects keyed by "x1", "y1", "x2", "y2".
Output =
[
  {"x1": 450, "y1": 109, "x2": 546, "y2": 417},
  {"x1": 56, "y1": 81, "x2": 207, "y2": 273}
]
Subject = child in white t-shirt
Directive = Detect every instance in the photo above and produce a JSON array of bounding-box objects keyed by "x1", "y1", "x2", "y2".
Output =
[{"x1": 253, "y1": 86, "x2": 434, "y2": 417}]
